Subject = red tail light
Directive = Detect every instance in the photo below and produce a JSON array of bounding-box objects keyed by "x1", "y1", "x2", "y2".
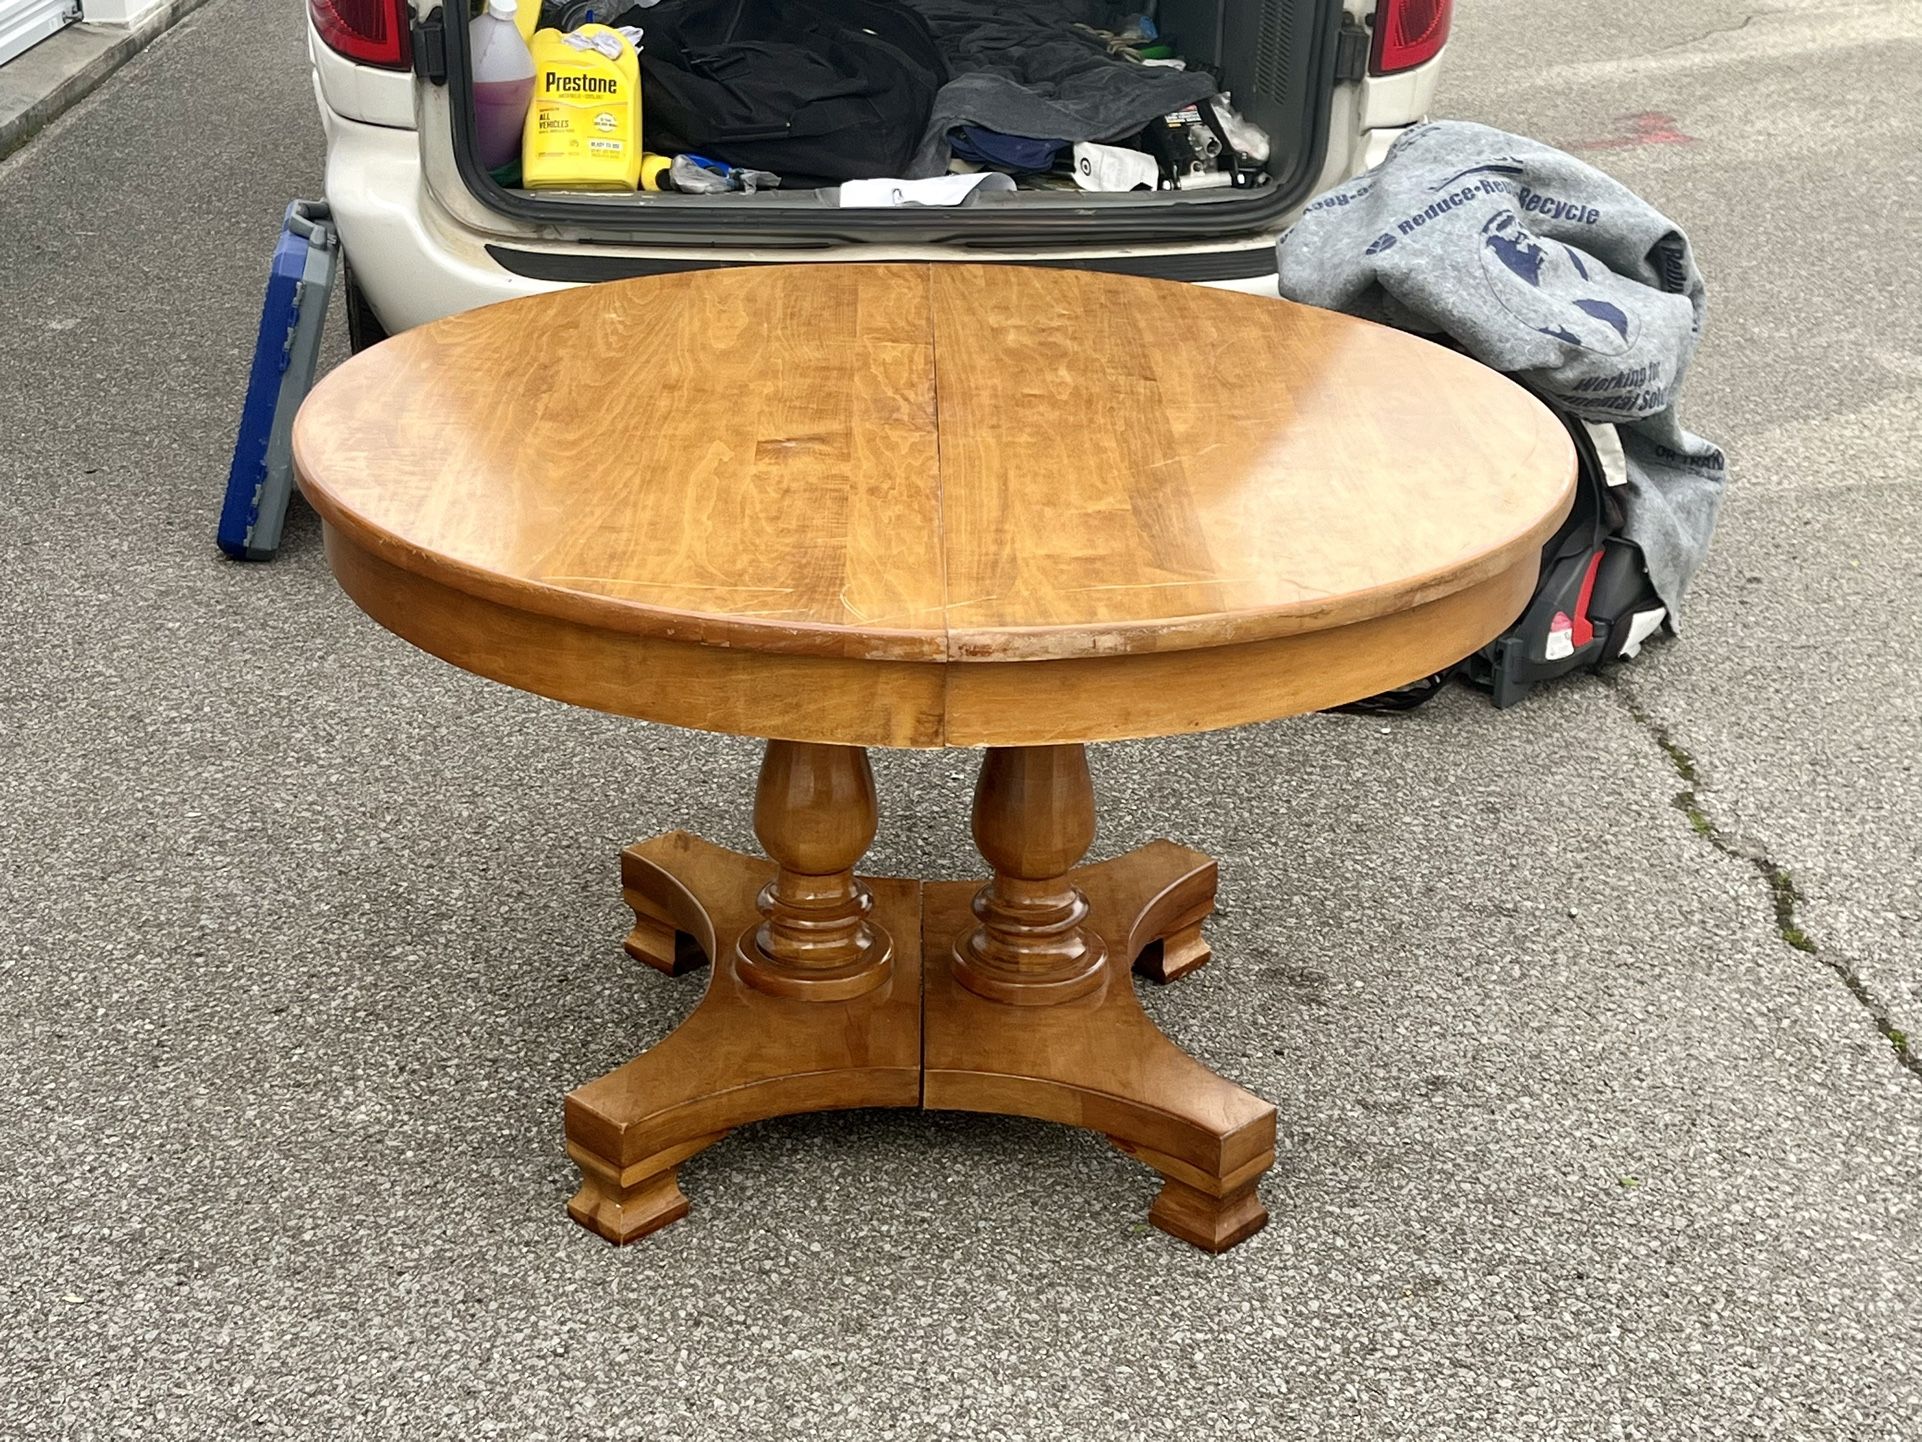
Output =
[
  {"x1": 1371, "y1": 0, "x2": 1452, "y2": 74},
  {"x1": 310, "y1": 0, "x2": 412, "y2": 69}
]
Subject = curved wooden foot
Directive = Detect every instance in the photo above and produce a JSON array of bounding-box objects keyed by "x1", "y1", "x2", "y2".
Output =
[
  {"x1": 1122, "y1": 1143, "x2": 1271, "y2": 1253},
  {"x1": 621, "y1": 849, "x2": 710, "y2": 977},
  {"x1": 923, "y1": 825, "x2": 1275, "y2": 1254},
  {"x1": 566, "y1": 1134, "x2": 705, "y2": 1244},
  {"x1": 1132, "y1": 917, "x2": 1213, "y2": 986}
]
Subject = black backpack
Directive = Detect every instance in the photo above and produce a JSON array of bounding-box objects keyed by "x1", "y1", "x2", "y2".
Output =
[{"x1": 613, "y1": 0, "x2": 948, "y2": 185}]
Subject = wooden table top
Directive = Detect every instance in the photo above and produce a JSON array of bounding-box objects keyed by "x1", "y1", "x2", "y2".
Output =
[{"x1": 295, "y1": 264, "x2": 1574, "y2": 748}]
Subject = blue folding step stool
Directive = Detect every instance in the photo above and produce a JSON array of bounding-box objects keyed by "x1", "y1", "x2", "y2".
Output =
[{"x1": 216, "y1": 200, "x2": 341, "y2": 561}]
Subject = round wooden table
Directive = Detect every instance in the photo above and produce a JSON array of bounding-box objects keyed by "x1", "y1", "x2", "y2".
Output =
[{"x1": 294, "y1": 264, "x2": 1574, "y2": 1254}]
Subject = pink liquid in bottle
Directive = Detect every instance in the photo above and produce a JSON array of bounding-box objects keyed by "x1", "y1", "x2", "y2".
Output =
[{"x1": 474, "y1": 75, "x2": 534, "y2": 172}]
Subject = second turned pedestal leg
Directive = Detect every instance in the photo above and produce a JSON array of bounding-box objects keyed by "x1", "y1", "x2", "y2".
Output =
[{"x1": 923, "y1": 745, "x2": 1278, "y2": 1253}]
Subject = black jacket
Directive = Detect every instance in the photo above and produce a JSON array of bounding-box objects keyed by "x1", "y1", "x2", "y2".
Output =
[{"x1": 629, "y1": 0, "x2": 948, "y2": 184}]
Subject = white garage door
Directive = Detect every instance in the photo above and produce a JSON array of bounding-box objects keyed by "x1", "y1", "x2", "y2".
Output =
[{"x1": 0, "y1": 0, "x2": 77, "y2": 69}]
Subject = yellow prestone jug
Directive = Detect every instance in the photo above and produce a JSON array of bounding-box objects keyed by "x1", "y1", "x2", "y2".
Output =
[{"x1": 522, "y1": 25, "x2": 643, "y2": 192}]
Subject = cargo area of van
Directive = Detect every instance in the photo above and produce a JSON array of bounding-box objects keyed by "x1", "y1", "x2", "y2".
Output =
[{"x1": 437, "y1": 0, "x2": 1348, "y2": 244}]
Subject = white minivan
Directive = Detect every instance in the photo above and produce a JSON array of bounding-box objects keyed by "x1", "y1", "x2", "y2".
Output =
[{"x1": 307, "y1": 0, "x2": 1450, "y2": 347}]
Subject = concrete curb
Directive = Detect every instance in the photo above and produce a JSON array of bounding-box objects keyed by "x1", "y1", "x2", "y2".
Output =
[{"x1": 0, "y1": 0, "x2": 220, "y2": 164}]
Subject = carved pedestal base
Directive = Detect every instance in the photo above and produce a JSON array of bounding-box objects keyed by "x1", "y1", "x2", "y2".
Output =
[{"x1": 566, "y1": 742, "x2": 1277, "y2": 1253}]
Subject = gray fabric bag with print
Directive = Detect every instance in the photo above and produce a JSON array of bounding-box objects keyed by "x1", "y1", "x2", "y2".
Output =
[{"x1": 1275, "y1": 119, "x2": 1726, "y2": 618}]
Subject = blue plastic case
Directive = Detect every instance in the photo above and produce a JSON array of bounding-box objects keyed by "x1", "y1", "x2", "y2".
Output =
[{"x1": 217, "y1": 200, "x2": 340, "y2": 561}]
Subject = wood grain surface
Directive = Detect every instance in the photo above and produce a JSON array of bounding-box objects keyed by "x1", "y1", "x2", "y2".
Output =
[{"x1": 294, "y1": 263, "x2": 1575, "y2": 746}]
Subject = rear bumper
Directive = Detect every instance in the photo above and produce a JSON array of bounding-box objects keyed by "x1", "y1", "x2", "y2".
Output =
[{"x1": 320, "y1": 104, "x2": 1292, "y2": 331}]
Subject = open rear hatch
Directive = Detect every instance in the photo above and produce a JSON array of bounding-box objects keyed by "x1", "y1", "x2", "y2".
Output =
[{"x1": 429, "y1": 0, "x2": 1346, "y2": 250}]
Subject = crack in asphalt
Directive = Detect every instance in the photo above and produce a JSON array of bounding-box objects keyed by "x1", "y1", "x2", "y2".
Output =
[
  {"x1": 1646, "y1": 11, "x2": 1762, "y2": 57},
  {"x1": 1617, "y1": 689, "x2": 1920, "y2": 1082}
]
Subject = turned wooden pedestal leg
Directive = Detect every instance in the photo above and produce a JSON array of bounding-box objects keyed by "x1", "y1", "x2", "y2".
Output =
[
  {"x1": 564, "y1": 741, "x2": 920, "y2": 1245},
  {"x1": 923, "y1": 745, "x2": 1277, "y2": 1253}
]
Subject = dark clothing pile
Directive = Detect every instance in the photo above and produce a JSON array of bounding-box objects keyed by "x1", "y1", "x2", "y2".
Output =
[
  {"x1": 899, "y1": 0, "x2": 1217, "y2": 177},
  {"x1": 620, "y1": 0, "x2": 1214, "y2": 184},
  {"x1": 630, "y1": 0, "x2": 948, "y2": 183}
]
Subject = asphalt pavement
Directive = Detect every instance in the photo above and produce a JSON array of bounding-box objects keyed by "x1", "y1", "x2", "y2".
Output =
[{"x1": 1, "y1": 0, "x2": 1918, "y2": 1437}]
